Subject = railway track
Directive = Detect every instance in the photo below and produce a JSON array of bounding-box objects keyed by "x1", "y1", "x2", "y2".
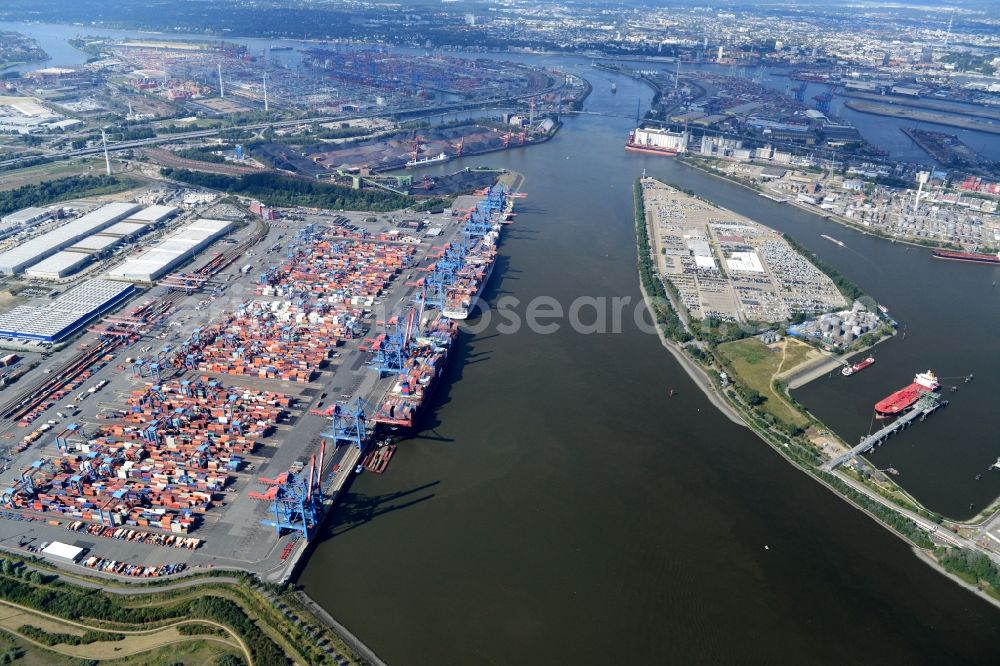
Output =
[
  {"x1": 0, "y1": 219, "x2": 269, "y2": 425},
  {"x1": 139, "y1": 148, "x2": 262, "y2": 176}
]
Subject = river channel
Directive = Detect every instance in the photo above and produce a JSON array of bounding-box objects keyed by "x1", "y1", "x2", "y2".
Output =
[
  {"x1": 3, "y1": 23, "x2": 1000, "y2": 664},
  {"x1": 301, "y1": 67, "x2": 1000, "y2": 664}
]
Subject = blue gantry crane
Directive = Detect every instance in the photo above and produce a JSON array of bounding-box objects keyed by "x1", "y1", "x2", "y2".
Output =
[
  {"x1": 421, "y1": 246, "x2": 464, "y2": 309},
  {"x1": 363, "y1": 308, "x2": 418, "y2": 376},
  {"x1": 251, "y1": 441, "x2": 327, "y2": 539},
  {"x1": 322, "y1": 399, "x2": 368, "y2": 449}
]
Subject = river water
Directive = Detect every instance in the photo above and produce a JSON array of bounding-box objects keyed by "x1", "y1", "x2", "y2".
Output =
[
  {"x1": 299, "y1": 68, "x2": 1000, "y2": 664},
  {"x1": 4, "y1": 23, "x2": 1000, "y2": 664}
]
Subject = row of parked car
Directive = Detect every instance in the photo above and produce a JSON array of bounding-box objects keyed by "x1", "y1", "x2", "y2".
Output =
[
  {"x1": 67, "y1": 521, "x2": 201, "y2": 549},
  {"x1": 82, "y1": 556, "x2": 186, "y2": 578}
]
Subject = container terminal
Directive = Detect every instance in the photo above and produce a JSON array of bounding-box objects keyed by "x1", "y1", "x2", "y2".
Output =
[{"x1": 0, "y1": 173, "x2": 521, "y2": 583}]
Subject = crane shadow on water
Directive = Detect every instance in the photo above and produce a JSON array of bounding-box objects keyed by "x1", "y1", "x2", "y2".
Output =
[{"x1": 321, "y1": 481, "x2": 440, "y2": 540}]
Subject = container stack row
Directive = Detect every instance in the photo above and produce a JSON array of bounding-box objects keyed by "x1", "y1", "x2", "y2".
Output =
[{"x1": 3, "y1": 378, "x2": 290, "y2": 539}]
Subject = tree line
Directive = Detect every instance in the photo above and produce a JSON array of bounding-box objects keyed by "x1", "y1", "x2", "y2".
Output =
[
  {"x1": 818, "y1": 473, "x2": 934, "y2": 549},
  {"x1": 937, "y1": 548, "x2": 1000, "y2": 600},
  {"x1": 161, "y1": 168, "x2": 414, "y2": 211},
  {"x1": 634, "y1": 180, "x2": 691, "y2": 343},
  {"x1": 174, "y1": 146, "x2": 230, "y2": 164},
  {"x1": 0, "y1": 570, "x2": 288, "y2": 665},
  {"x1": 0, "y1": 175, "x2": 132, "y2": 217},
  {"x1": 18, "y1": 625, "x2": 123, "y2": 647}
]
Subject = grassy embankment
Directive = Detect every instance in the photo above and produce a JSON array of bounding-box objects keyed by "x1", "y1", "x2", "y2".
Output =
[
  {"x1": 716, "y1": 338, "x2": 811, "y2": 428},
  {"x1": 0, "y1": 554, "x2": 367, "y2": 666},
  {"x1": 0, "y1": 159, "x2": 106, "y2": 193}
]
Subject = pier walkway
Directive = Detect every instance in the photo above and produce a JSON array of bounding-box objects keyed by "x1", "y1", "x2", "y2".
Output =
[{"x1": 821, "y1": 394, "x2": 946, "y2": 471}]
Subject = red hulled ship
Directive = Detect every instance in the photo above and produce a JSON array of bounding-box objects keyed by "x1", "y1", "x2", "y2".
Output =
[
  {"x1": 874, "y1": 370, "x2": 940, "y2": 417},
  {"x1": 841, "y1": 356, "x2": 874, "y2": 377},
  {"x1": 931, "y1": 249, "x2": 1000, "y2": 264}
]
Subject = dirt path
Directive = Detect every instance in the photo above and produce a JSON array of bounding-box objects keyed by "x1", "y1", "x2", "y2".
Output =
[
  {"x1": 775, "y1": 340, "x2": 790, "y2": 375},
  {"x1": 0, "y1": 598, "x2": 250, "y2": 664}
]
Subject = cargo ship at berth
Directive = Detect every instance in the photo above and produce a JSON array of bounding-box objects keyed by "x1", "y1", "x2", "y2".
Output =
[
  {"x1": 373, "y1": 184, "x2": 514, "y2": 426},
  {"x1": 442, "y1": 229, "x2": 498, "y2": 319},
  {"x1": 874, "y1": 370, "x2": 940, "y2": 418},
  {"x1": 370, "y1": 313, "x2": 458, "y2": 429},
  {"x1": 441, "y1": 185, "x2": 511, "y2": 320},
  {"x1": 625, "y1": 127, "x2": 689, "y2": 156},
  {"x1": 406, "y1": 151, "x2": 449, "y2": 168},
  {"x1": 842, "y1": 356, "x2": 874, "y2": 377},
  {"x1": 931, "y1": 249, "x2": 1000, "y2": 265}
]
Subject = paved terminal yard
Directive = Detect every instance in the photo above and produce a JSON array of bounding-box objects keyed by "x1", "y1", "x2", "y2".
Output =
[
  {"x1": 641, "y1": 177, "x2": 848, "y2": 323},
  {"x1": 0, "y1": 188, "x2": 491, "y2": 581}
]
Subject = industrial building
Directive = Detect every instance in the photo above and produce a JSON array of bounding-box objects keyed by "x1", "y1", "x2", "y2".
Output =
[
  {"x1": 0, "y1": 206, "x2": 55, "y2": 241},
  {"x1": 68, "y1": 234, "x2": 122, "y2": 254},
  {"x1": 628, "y1": 127, "x2": 689, "y2": 154},
  {"x1": 107, "y1": 218, "x2": 233, "y2": 283},
  {"x1": 98, "y1": 221, "x2": 150, "y2": 240},
  {"x1": 0, "y1": 278, "x2": 136, "y2": 343},
  {"x1": 0, "y1": 206, "x2": 54, "y2": 229},
  {"x1": 0, "y1": 202, "x2": 140, "y2": 275},
  {"x1": 40, "y1": 541, "x2": 85, "y2": 563},
  {"x1": 725, "y1": 250, "x2": 765, "y2": 273},
  {"x1": 24, "y1": 251, "x2": 93, "y2": 280},
  {"x1": 124, "y1": 204, "x2": 178, "y2": 225}
]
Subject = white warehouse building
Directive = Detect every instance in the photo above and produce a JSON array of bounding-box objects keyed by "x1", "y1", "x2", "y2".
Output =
[
  {"x1": 124, "y1": 204, "x2": 178, "y2": 225},
  {"x1": 107, "y1": 218, "x2": 233, "y2": 283},
  {"x1": 0, "y1": 205, "x2": 54, "y2": 229},
  {"x1": 0, "y1": 202, "x2": 140, "y2": 274},
  {"x1": 98, "y1": 221, "x2": 151, "y2": 240},
  {"x1": 68, "y1": 234, "x2": 122, "y2": 254},
  {"x1": 25, "y1": 251, "x2": 93, "y2": 280}
]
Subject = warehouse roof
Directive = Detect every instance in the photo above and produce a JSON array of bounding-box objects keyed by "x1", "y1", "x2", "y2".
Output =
[
  {"x1": 0, "y1": 202, "x2": 140, "y2": 274},
  {"x1": 57, "y1": 279, "x2": 133, "y2": 309},
  {"x1": 0, "y1": 278, "x2": 134, "y2": 342},
  {"x1": 24, "y1": 251, "x2": 93, "y2": 278},
  {"x1": 68, "y1": 234, "x2": 121, "y2": 252},
  {"x1": 98, "y1": 221, "x2": 149, "y2": 238},
  {"x1": 126, "y1": 205, "x2": 178, "y2": 223},
  {"x1": 0, "y1": 206, "x2": 52, "y2": 226},
  {"x1": 186, "y1": 219, "x2": 231, "y2": 233},
  {"x1": 41, "y1": 541, "x2": 85, "y2": 562},
  {"x1": 106, "y1": 218, "x2": 232, "y2": 283}
]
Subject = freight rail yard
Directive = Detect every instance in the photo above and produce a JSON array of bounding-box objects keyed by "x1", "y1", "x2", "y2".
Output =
[{"x1": 0, "y1": 173, "x2": 521, "y2": 583}]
